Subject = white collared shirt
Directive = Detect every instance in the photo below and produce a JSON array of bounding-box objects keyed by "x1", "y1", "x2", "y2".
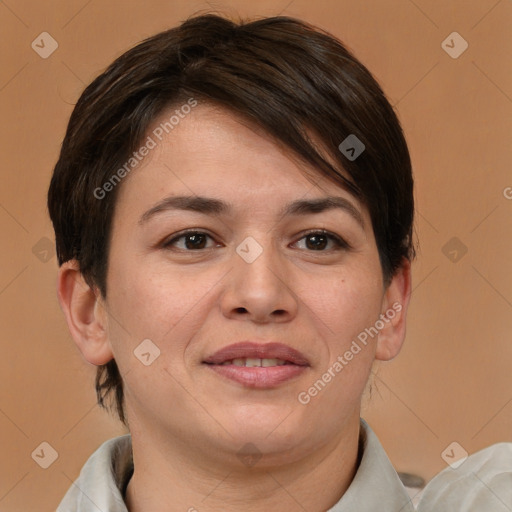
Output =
[
  {"x1": 56, "y1": 420, "x2": 414, "y2": 511},
  {"x1": 417, "y1": 442, "x2": 512, "y2": 511}
]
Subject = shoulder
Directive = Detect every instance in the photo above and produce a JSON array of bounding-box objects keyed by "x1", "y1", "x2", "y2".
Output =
[{"x1": 418, "y1": 442, "x2": 512, "y2": 511}]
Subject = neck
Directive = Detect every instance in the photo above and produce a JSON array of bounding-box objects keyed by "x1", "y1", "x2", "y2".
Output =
[{"x1": 125, "y1": 414, "x2": 361, "y2": 512}]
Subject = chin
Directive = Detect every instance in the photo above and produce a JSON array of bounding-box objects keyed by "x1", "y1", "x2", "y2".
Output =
[{"x1": 220, "y1": 408, "x2": 304, "y2": 446}]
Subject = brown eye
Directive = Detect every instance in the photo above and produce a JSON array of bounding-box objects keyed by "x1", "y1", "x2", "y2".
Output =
[
  {"x1": 163, "y1": 231, "x2": 216, "y2": 250},
  {"x1": 294, "y1": 231, "x2": 350, "y2": 251},
  {"x1": 305, "y1": 233, "x2": 328, "y2": 250}
]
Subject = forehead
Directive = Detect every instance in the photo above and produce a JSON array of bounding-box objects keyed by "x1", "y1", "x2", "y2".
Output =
[{"x1": 113, "y1": 103, "x2": 365, "y2": 222}]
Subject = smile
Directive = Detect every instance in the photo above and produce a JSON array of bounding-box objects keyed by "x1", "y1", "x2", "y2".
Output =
[
  {"x1": 202, "y1": 341, "x2": 310, "y2": 388},
  {"x1": 220, "y1": 358, "x2": 290, "y2": 367}
]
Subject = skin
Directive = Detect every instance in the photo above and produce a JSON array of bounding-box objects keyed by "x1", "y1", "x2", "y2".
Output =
[{"x1": 57, "y1": 103, "x2": 411, "y2": 512}]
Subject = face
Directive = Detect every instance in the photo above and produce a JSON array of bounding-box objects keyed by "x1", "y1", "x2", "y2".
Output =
[{"x1": 99, "y1": 103, "x2": 405, "y2": 466}]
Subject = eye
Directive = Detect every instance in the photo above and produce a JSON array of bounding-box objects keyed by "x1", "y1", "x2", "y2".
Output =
[
  {"x1": 293, "y1": 230, "x2": 350, "y2": 251},
  {"x1": 162, "y1": 230, "x2": 218, "y2": 251},
  {"x1": 161, "y1": 229, "x2": 350, "y2": 252}
]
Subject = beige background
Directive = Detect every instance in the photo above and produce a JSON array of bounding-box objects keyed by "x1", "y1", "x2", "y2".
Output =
[{"x1": 0, "y1": 0, "x2": 511, "y2": 510}]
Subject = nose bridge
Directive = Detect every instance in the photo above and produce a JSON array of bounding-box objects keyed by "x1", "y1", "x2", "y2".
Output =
[
  {"x1": 237, "y1": 235, "x2": 282, "y2": 289},
  {"x1": 221, "y1": 234, "x2": 297, "y2": 322}
]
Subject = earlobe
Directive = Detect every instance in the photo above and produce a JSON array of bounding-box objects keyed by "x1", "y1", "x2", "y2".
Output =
[
  {"x1": 375, "y1": 259, "x2": 412, "y2": 361},
  {"x1": 57, "y1": 260, "x2": 114, "y2": 365}
]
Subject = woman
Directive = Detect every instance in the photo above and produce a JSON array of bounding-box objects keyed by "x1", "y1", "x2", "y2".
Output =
[{"x1": 49, "y1": 13, "x2": 416, "y2": 511}]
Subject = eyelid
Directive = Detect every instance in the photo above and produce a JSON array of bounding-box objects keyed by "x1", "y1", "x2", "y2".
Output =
[
  {"x1": 161, "y1": 228, "x2": 351, "y2": 252},
  {"x1": 161, "y1": 229, "x2": 219, "y2": 249},
  {"x1": 292, "y1": 228, "x2": 352, "y2": 251}
]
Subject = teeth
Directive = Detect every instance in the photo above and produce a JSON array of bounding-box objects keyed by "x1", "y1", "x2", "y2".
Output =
[{"x1": 223, "y1": 358, "x2": 288, "y2": 367}]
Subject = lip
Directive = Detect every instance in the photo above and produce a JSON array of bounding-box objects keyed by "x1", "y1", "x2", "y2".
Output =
[
  {"x1": 203, "y1": 342, "x2": 310, "y2": 389},
  {"x1": 203, "y1": 342, "x2": 310, "y2": 366}
]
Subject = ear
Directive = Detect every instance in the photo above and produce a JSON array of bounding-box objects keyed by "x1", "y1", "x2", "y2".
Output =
[
  {"x1": 375, "y1": 258, "x2": 412, "y2": 361},
  {"x1": 56, "y1": 260, "x2": 114, "y2": 365}
]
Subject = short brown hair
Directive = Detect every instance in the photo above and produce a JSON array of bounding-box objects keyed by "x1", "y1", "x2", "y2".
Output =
[{"x1": 48, "y1": 13, "x2": 414, "y2": 425}]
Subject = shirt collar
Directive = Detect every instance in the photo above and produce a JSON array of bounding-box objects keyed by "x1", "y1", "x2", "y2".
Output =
[
  {"x1": 327, "y1": 419, "x2": 415, "y2": 511},
  {"x1": 57, "y1": 434, "x2": 132, "y2": 512},
  {"x1": 58, "y1": 419, "x2": 414, "y2": 512}
]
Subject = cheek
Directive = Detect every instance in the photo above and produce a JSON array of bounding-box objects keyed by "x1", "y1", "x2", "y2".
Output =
[
  {"x1": 105, "y1": 258, "x2": 219, "y2": 358},
  {"x1": 302, "y1": 271, "x2": 383, "y2": 345},
  {"x1": 297, "y1": 279, "x2": 380, "y2": 420}
]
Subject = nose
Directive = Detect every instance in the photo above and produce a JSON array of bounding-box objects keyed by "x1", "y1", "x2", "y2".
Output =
[{"x1": 220, "y1": 238, "x2": 299, "y2": 324}]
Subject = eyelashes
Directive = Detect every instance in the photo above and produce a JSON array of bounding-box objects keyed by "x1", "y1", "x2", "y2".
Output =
[
  {"x1": 294, "y1": 229, "x2": 351, "y2": 251},
  {"x1": 162, "y1": 231, "x2": 217, "y2": 251},
  {"x1": 161, "y1": 229, "x2": 352, "y2": 253}
]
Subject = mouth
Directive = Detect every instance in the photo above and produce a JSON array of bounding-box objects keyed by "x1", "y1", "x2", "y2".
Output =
[
  {"x1": 216, "y1": 358, "x2": 293, "y2": 367},
  {"x1": 202, "y1": 342, "x2": 310, "y2": 388}
]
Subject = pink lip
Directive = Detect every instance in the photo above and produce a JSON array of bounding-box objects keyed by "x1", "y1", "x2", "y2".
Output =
[
  {"x1": 203, "y1": 342, "x2": 310, "y2": 389},
  {"x1": 203, "y1": 342, "x2": 310, "y2": 366}
]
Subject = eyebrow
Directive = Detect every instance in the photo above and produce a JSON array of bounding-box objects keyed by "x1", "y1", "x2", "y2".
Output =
[{"x1": 138, "y1": 195, "x2": 364, "y2": 228}]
